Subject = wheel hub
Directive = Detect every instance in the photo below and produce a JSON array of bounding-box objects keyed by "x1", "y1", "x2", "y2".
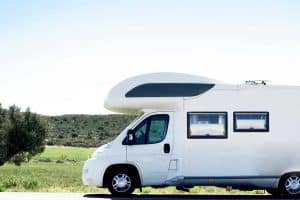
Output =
[
  {"x1": 117, "y1": 178, "x2": 127, "y2": 188},
  {"x1": 112, "y1": 173, "x2": 131, "y2": 192}
]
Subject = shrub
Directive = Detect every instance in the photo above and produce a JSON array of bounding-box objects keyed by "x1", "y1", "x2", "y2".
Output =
[
  {"x1": 37, "y1": 157, "x2": 52, "y2": 162},
  {"x1": 0, "y1": 105, "x2": 47, "y2": 166},
  {"x1": 71, "y1": 133, "x2": 78, "y2": 138},
  {"x1": 0, "y1": 184, "x2": 4, "y2": 192},
  {"x1": 63, "y1": 141, "x2": 72, "y2": 146},
  {"x1": 59, "y1": 154, "x2": 67, "y2": 161},
  {"x1": 22, "y1": 180, "x2": 39, "y2": 190},
  {"x1": 46, "y1": 140, "x2": 54, "y2": 145},
  {"x1": 2, "y1": 177, "x2": 18, "y2": 188}
]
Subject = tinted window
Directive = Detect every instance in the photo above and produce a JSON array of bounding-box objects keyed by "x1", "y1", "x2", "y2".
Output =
[
  {"x1": 134, "y1": 120, "x2": 148, "y2": 144},
  {"x1": 131, "y1": 114, "x2": 169, "y2": 145},
  {"x1": 234, "y1": 112, "x2": 269, "y2": 132},
  {"x1": 188, "y1": 112, "x2": 227, "y2": 139},
  {"x1": 148, "y1": 115, "x2": 169, "y2": 144},
  {"x1": 125, "y1": 83, "x2": 215, "y2": 97}
]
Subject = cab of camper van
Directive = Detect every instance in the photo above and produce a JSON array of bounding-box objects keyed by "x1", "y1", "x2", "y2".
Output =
[
  {"x1": 82, "y1": 73, "x2": 300, "y2": 196},
  {"x1": 82, "y1": 110, "x2": 174, "y2": 194}
]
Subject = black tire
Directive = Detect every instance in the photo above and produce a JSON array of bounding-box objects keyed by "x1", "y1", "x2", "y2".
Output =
[
  {"x1": 107, "y1": 169, "x2": 136, "y2": 195},
  {"x1": 266, "y1": 188, "x2": 281, "y2": 196},
  {"x1": 279, "y1": 173, "x2": 300, "y2": 196}
]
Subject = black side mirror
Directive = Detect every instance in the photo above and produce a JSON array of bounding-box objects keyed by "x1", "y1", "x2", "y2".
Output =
[{"x1": 127, "y1": 129, "x2": 134, "y2": 145}]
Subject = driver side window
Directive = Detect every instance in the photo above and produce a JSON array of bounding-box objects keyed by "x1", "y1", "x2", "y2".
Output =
[
  {"x1": 133, "y1": 114, "x2": 169, "y2": 145},
  {"x1": 134, "y1": 119, "x2": 148, "y2": 145}
]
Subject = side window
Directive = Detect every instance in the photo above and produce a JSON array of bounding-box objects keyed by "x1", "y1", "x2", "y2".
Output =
[
  {"x1": 148, "y1": 115, "x2": 169, "y2": 144},
  {"x1": 131, "y1": 114, "x2": 169, "y2": 145},
  {"x1": 234, "y1": 112, "x2": 269, "y2": 132},
  {"x1": 133, "y1": 119, "x2": 148, "y2": 144},
  {"x1": 188, "y1": 112, "x2": 227, "y2": 139}
]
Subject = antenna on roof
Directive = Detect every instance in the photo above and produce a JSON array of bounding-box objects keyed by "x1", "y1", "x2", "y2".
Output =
[{"x1": 245, "y1": 80, "x2": 270, "y2": 85}]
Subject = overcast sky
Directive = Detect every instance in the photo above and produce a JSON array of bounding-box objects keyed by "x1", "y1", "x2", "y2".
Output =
[{"x1": 1, "y1": 0, "x2": 300, "y2": 115}]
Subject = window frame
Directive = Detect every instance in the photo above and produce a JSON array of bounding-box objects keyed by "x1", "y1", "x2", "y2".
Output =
[
  {"x1": 233, "y1": 111, "x2": 269, "y2": 132},
  {"x1": 147, "y1": 115, "x2": 169, "y2": 144},
  {"x1": 187, "y1": 112, "x2": 228, "y2": 139},
  {"x1": 123, "y1": 114, "x2": 170, "y2": 145}
]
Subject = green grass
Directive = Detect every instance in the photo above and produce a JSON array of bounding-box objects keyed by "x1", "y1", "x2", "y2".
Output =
[
  {"x1": 0, "y1": 146, "x2": 98, "y2": 192},
  {"x1": 0, "y1": 162, "x2": 104, "y2": 193},
  {"x1": 34, "y1": 146, "x2": 95, "y2": 163},
  {"x1": 0, "y1": 146, "x2": 267, "y2": 194}
]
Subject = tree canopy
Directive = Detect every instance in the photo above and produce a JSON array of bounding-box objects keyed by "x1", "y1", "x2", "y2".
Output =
[{"x1": 0, "y1": 104, "x2": 46, "y2": 166}]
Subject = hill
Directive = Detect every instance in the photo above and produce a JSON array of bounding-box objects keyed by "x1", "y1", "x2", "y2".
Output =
[{"x1": 43, "y1": 114, "x2": 137, "y2": 147}]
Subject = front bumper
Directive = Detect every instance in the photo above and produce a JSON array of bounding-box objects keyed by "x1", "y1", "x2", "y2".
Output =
[{"x1": 82, "y1": 158, "x2": 106, "y2": 187}]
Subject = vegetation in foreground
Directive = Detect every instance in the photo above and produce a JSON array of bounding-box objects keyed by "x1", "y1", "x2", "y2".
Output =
[
  {"x1": 0, "y1": 104, "x2": 46, "y2": 166},
  {"x1": 0, "y1": 146, "x2": 267, "y2": 194}
]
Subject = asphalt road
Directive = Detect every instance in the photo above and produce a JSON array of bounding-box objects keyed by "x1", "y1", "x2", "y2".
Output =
[{"x1": 0, "y1": 193, "x2": 300, "y2": 200}]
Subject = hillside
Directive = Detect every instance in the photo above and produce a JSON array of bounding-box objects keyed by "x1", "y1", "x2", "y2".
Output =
[{"x1": 43, "y1": 114, "x2": 137, "y2": 147}]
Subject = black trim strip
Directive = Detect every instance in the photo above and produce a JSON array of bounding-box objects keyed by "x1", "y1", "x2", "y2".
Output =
[{"x1": 184, "y1": 176, "x2": 279, "y2": 179}]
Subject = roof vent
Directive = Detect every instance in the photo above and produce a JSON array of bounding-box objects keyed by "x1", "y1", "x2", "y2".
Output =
[{"x1": 245, "y1": 80, "x2": 269, "y2": 85}]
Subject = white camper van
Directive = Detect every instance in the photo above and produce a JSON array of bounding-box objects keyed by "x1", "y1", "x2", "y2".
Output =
[{"x1": 82, "y1": 73, "x2": 300, "y2": 196}]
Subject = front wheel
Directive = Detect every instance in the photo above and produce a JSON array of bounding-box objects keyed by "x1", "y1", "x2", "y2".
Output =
[{"x1": 107, "y1": 170, "x2": 136, "y2": 195}]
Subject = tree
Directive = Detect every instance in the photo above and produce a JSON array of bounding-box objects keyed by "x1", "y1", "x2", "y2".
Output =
[
  {"x1": 0, "y1": 104, "x2": 47, "y2": 165},
  {"x1": 0, "y1": 104, "x2": 8, "y2": 165}
]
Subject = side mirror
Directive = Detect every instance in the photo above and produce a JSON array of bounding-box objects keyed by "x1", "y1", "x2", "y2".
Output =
[{"x1": 127, "y1": 129, "x2": 134, "y2": 145}]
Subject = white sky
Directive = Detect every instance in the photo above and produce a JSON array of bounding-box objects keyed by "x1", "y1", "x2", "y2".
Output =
[{"x1": 0, "y1": 1, "x2": 300, "y2": 115}]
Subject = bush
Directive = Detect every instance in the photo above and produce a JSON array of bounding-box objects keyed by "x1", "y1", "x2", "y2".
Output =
[
  {"x1": 59, "y1": 154, "x2": 67, "y2": 161},
  {"x1": 71, "y1": 133, "x2": 78, "y2": 138},
  {"x1": 63, "y1": 141, "x2": 72, "y2": 146},
  {"x1": 0, "y1": 184, "x2": 4, "y2": 192},
  {"x1": 22, "y1": 180, "x2": 39, "y2": 190},
  {"x1": 37, "y1": 157, "x2": 52, "y2": 162},
  {"x1": 46, "y1": 140, "x2": 54, "y2": 145},
  {"x1": 0, "y1": 104, "x2": 47, "y2": 166},
  {"x1": 2, "y1": 177, "x2": 18, "y2": 188},
  {"x1": 66, "y1": 158, "x2": 79, "y2": 163}
]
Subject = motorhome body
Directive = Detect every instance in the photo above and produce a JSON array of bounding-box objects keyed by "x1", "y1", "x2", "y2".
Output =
[{"x1": 82, "y1": 73, "x2": 300, "y2": 196}]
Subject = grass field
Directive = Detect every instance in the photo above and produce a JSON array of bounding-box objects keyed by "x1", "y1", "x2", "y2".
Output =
[
  {"x1": 0, "y1": 146, "x2": 266, "y2": 194},
  {"x1": 34, "y1": 146, "x2": 95, "y2": 163}
]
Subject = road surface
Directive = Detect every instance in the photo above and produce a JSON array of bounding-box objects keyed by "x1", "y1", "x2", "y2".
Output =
[{"x1": 0, "y1": 193, "x2": 299, "y2": 200}]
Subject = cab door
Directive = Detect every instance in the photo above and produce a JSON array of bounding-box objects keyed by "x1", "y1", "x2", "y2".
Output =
[{"x1": 126, "y1": 112, "x2": 173, "y2": 185}]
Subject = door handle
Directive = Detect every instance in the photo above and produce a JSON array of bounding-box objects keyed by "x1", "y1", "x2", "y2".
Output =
[{"x1": 164, "y1": 143, "x2": 170, "y2": 154}]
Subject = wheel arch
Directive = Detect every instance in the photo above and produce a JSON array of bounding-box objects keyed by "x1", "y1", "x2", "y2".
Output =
[
  {"x1": 103, "y1": 163, "x2": 142, "y2": 188},
  {"x1": 279, "y1": 171, "x2": 300, "y2": 185}
]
